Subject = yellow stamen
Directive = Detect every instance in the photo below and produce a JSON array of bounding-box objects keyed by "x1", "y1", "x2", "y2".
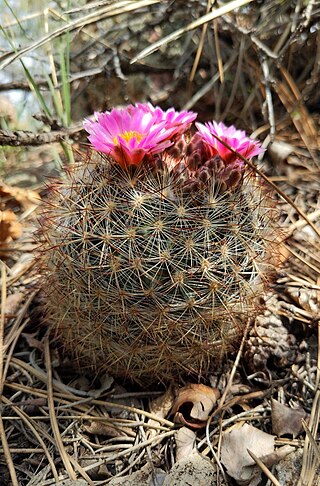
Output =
[{"x1": 113, "y1": 130, "x2": 144, "y2": 145}]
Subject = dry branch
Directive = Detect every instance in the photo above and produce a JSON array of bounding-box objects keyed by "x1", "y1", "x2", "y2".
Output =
[
  {"x1": 0, "y1": 62, "x2": 173, "y2": 92},
  {"x1": 0, "y1": 124, "x2": 83, "y2": 146}
]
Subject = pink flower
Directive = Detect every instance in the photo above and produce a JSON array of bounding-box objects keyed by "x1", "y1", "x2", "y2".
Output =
[
  {"x1": 195, "y1": 121, "x2": 264, "y2": 163},
  {"x1": 135, "y1": 103, "x2": 197, "y2": 135},
  {"x1": 84, "y1": 105, "x2": 176, "y2": 168}
]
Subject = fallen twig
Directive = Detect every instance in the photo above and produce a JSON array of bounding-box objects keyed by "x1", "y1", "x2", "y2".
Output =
[{"x1": 0, "y1": 124, "x2": 83, "y2": 146}]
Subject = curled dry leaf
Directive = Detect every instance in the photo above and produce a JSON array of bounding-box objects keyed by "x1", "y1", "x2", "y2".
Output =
[
  {"x1": 0, "y1": 183, "x2": 40, "y2": 210},
  {"x1": 171, "y1": 383, "x2": 219, "y2": 429},
  {"x1": 271, "y1": 398, "x2": 307, "y2": 438},
  {"x1": 0, "y1": 209, "x2": 22, "y2": 244}
]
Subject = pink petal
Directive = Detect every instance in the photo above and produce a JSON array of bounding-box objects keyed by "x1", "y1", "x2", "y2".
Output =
[{"x1": 195, "y1": 121, "x2": 264, "y2": 163}]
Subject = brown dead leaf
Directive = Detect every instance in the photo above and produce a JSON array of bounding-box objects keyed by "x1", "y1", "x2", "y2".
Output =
[
  {"x1": 148, "y1": 386, "x2": 175, "y2": 438},
  {"x1": 0, "y1": 183, "x2": 40, "y2": 210},
  {"x1": 220, "y1": 423, "x2": 275, "y2": 485},
  {"x1": 0, "y1": 210, "x2": 22, "y2": 243},
  {"x1": 271, "y1": 399, "x2": 307, "y2": 438},
  {"x1": 4, "y1": 292, "x2": 25, "y2": 316},
  {"x1": 175, "y1": 427, "x2": 196, "y2": 462},
  {"x1": 171, "y1": 384, "x2": 219, "y2": 429},
  {"x1": 21, "y1": 332, "x2": 44, "y2": 352},
  {"x1": 150, "y1": 386, "x2": 175, "y2": 419},
  {"x1": 69, "y1": 374, "x2": 113, "y2": 397},
  {"x1": 82, "y1": 420, "x2": 128, "y2": 438}
]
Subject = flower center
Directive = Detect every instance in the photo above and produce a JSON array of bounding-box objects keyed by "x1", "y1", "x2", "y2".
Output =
[{"x1": 114, "y1": 130, "x2": 144, "y2": 145}]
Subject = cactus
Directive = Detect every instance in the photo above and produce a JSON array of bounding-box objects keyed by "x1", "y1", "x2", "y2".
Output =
[{"x1": 41, "y1": 104, "x2": 281, "y2": 384}]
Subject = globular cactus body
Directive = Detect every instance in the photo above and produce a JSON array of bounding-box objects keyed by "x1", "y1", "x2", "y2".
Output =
[{"x1": 42, "y1": 104, "x2": 280, "y2": 384}]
